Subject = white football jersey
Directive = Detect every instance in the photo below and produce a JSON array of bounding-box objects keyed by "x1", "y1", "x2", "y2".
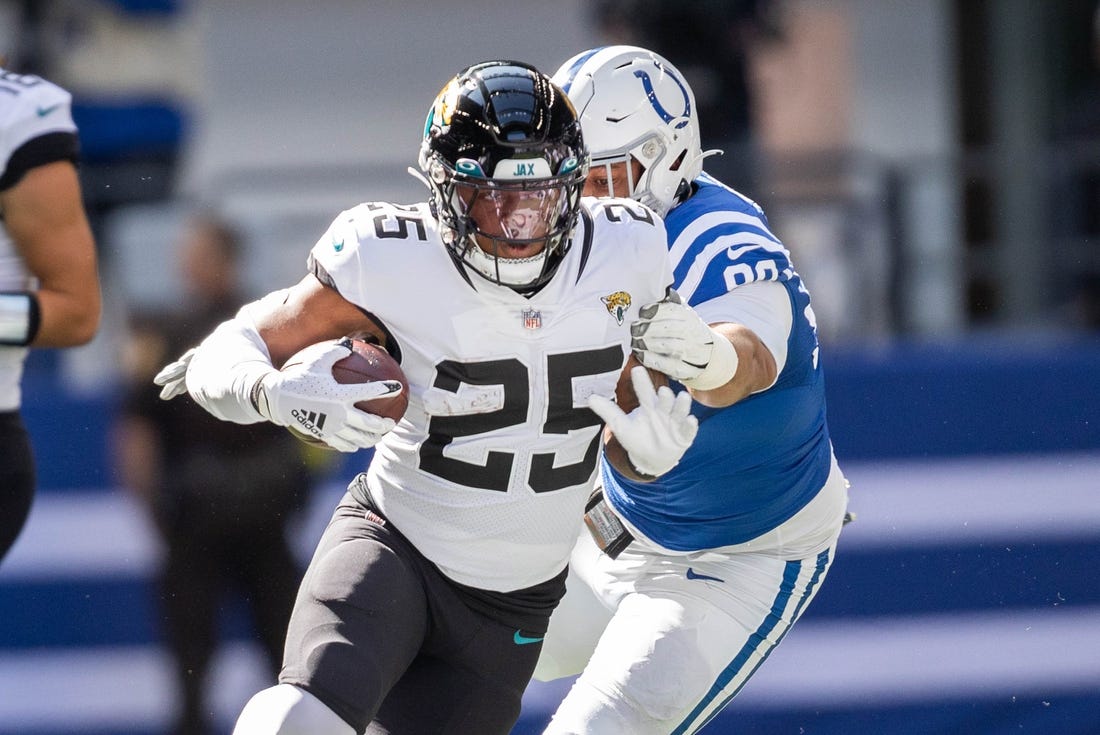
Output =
[
  {"x1": 0, "y1": 69, "x2": 78, "y2": 410},
  {"x1": 311, "y1": 197, "x2": 672, "y2": 591}
]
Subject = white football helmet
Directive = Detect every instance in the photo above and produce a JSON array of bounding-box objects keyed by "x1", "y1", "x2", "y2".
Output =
[{"x1": 552, "y1": 46, "x2": 718, "y2": 216}]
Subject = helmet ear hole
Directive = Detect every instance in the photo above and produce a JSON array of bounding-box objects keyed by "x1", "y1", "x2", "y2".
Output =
[{"x1": 640, "y1": 139, "x2": 662, "y2": 159}]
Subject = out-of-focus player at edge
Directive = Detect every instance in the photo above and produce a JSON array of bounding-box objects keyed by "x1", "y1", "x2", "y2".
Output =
[
  {"x1": 532, "y1": 46, "x2": 851, "y2": 734},
  {"x1": 0, "y1": 66, "x2": 101, "y2": 565},
  {"x1": 154, "y1": 60, "x2": 701, "y2": 734}
]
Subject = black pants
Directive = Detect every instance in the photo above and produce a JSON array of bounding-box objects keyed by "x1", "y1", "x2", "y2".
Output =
[
  {"x1": 0, "y1": 411, "x2": 35, "y2": 564},
  {"x1": 281, "y1": 491, "x2": 566, "y2": 735}
]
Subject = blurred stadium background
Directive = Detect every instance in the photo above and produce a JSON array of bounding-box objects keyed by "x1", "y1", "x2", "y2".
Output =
[{"x1": 1, "y1": 0, "x2": 1098, "y2": 733}]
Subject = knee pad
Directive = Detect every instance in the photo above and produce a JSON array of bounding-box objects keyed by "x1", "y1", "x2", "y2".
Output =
[{"x1": 233, "y1": 684, "x2": 355, "y2": 735}]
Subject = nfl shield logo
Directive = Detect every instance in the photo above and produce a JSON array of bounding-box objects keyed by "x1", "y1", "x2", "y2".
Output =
[{"x1": 522, "y1": 308, "x2": 542, "y2": 330}]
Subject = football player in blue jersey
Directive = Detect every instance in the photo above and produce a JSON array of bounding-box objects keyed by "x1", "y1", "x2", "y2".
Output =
[{"x1": 534, "y1": 46, "x2": 851, "y2": 734}]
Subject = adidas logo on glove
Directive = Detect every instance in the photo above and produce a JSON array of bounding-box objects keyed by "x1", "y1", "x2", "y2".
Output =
[{"x1": 291, "y1": 408, "x2": 328, "y2": 438}]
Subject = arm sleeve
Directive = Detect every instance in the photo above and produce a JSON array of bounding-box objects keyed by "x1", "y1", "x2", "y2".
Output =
[{"x1": 184, "y1": 295, "x2": 283, "y2": 424}]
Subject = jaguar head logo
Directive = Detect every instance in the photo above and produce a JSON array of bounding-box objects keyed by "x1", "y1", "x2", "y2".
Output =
[
  {"x1": 601, "y1": 291, "x2": 632, "y2": 326},
  {"x1": 424, "y1": 79, "x2": 461, "y2": 137}
]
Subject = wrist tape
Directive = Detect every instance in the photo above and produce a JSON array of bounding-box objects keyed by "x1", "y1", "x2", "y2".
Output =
[
  {"x1": 0, "y1": 292, "x2": 41, "y2": 346},
  {"x1": 682, "y1": 330, "x2": 739, "y2": 391}
]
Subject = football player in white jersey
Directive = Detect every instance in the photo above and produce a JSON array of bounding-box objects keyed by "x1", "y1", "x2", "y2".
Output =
[
  {"x1": 153, "y1": 61, "x2": 702, "y2": 734},
  {"x1": 0, "y1": 68, "x2": 101, "y2": 564},
  {"x1": 533, "y1": 47, "x2": 852, "y2": 734}
]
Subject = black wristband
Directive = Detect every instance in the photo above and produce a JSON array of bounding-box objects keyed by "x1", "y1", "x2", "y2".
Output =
[
  {"x1": 0, "y1": 292, "x2": 41, "y2": 346},
  {"x1": 249, "y1": 376, "x2": 266, "y2": 414}
]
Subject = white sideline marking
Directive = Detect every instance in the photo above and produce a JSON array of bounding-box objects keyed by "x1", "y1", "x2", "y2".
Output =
[
  {"x1": 0, "y1": 491, "x2": 160, "y2": 579},
  {"x1": 5, "y1": 454, "x2": 1098, "y2": 579},
  {"x1": 740, "y1": 605, "x2": 1100, "y2": 706},
  {"x1": 0, "y1": 642, "x2": 269, "y2": 729},
  {"x1": 839, "y1": 452, "x2": 1100, "y2": 547},
  {"x1": 522, "y1": 606, "x2": 1100, "y2": 712},
  {"x1": 3, "y1": 608, "x2": 1097, "y2": 728}
]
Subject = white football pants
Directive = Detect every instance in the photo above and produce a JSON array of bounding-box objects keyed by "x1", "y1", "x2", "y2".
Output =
[{"x1": 535, "y1": 455, "x2": 849, "y2": 735}]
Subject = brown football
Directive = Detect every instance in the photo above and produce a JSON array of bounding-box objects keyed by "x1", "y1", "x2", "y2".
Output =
[
  {"x1": 332, "y1": 339, "x2": 409, "y2": 421},
  {"x1": 605, "y1": 354, "x2": 669, "y2": 481},
  {"x1": 613, "y1": 353, "x2": 669, "y2": 413}
]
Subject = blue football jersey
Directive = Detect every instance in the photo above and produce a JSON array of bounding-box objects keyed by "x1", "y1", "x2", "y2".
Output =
[{"x1": 602, "y1": 174, "x2": 834, "y2": 550}]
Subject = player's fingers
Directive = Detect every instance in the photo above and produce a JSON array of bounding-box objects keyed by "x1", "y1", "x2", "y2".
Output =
[
  {"x1": 676, "y1": 413, "x2": 699, "y2": 444},
  {"x1": 633, "y1": 320, "x2": 692, "y2": 340},
  {"x1": 322, "y1": 433, "x2": 360, "y2": 453},
  {"x1": 314, "y1": 341, "x2": 355, "y2": 369},
  {"x1": 631, "y1": 333, "x2": 685, "y2": 358},
  {"x1": 331, "y1": 427, "x2": 382, "y2": 451},
  {"x1": 671, "y1": 388, "x2": 694, "y2": 419},
  {"x1": 667, "y1": 389, "x2": 698, "y2": 444},
  {"x1": 629, "y1": 365, "x2": 659, "y2": 412},
  {"x1": 654, "y1": 384, "x2": 677, "y2": 415},
  {"x1": 152, "y1": 364, "x2": 182, "y2": 386},
  {"x1": 587, "y1": 393, "x2": 626, "y2": 430},
  {"x1": 636, "y1": 302, "x2": 661, "y2": 321},
  {"x1": 157, "y1": 380, "x2": 186, "y2": 401},
  {"x1": 344, "y1": 410, "x2": 396, "y2": 435},
  {"x1": 286, "y1": 341, "x2": 351, "y2": 373},
  {"x1": 153, "y1": 348, "x2": 195, "y2": 385},
  {"x1": 631, "y1": 350, "x2": 683, "y2": 377},
  {"x1": 341, "y1": 379, "x2": 404, "y2": 402}
]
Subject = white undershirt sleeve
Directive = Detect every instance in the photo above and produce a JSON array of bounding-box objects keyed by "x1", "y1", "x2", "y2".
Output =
[
  {"x1": 692, "y1": 280, "x2": 793, "y2": 392},
  {"x1": 184, "y1": 297, "x2": 281, "y2": 424}
]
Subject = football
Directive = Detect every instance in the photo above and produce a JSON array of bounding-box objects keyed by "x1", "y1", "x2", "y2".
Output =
[
  {"x1": 604, "y1": 354, "x2": 669, "y2": 481},
  {"x1": 613, "y1": 353, "x2": 668, "y2": 413},
  {"x1": 332, "y1": 338, "x2": 410, "y2": 421}
]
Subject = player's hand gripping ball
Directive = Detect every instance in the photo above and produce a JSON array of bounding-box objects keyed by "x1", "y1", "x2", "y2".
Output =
[
  {"x1": 272, "y1": 337, "x2": 409, "y2": 451},
  {"x1": 332, "y1": 338, "x2": 410, "y2": 421}
]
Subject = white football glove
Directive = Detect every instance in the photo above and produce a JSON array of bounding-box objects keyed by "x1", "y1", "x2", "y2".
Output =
[
  {"x1": 588, "y1": 365, "x2": 698, "y2": 477},
  {"x1": 253, "y1": 341, "x2": 403, "y2": 453},
  {"x1": 630, "y1": 289, "x2": 739, "y2": 391},
  {"x1": 153, "y1": 347, "x2": 196, "y2": 400}
]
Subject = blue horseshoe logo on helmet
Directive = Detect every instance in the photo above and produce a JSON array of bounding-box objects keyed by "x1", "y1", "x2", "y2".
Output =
[{"x1": 633, "y1": 66, "x2": 691, "y2": 130}]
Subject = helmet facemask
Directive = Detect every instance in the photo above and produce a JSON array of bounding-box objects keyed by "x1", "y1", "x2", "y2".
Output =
[
  {"x1": 419, "y1": 61, "x2": 590, "y2": 293},
  {"x1": 587, "y1": 133, "x2": 693, "y2": 214},
  {"x1": 426, "y1": 153, "x2": 586, "y2": 291}
]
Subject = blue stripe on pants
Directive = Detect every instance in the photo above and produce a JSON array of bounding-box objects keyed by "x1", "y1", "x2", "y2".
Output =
[{"x1": 672, "y1": 548, "x2": 832, "y2": 734}]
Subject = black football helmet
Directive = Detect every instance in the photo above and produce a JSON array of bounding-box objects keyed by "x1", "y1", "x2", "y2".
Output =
[{"x1": 419, "y1": 60, "x2": 588, "y2": 292}]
